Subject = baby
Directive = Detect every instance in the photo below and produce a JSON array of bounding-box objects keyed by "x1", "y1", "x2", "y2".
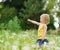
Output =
[{"x1": 27, "y1": 14, "x2": 50, "y2": 47}]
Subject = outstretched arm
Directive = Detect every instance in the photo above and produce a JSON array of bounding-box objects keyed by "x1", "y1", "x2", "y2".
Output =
[{"x1": 27, "y1": 19, "x2": 40, "y2": 25}]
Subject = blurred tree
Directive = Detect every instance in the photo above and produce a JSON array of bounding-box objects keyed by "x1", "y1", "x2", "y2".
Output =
[
  {"x1": 56, "y1": 0, "x2": 60, "y2": 17},
  {"x1": 7, "y1": 16, "x2": 20, "y2": 32},
  {"x1": 0, "y1": 0, "x2": 58, "y2": 30},
  {"x1": 2, "y1": 0, "x2": 26, "y2": 17},
  {"x1": 0, "y1": 7, "x2": 17, "y2": 23},
  {"x1": 19, "y1": 0, "x2": 56, "y2": 30},
  {"x1": 19, "y1": 0, "x2": 48, "y2": 29},
  {"x1": 45, "y1": 0, "x2": 56, "y2": 30},
  {"x1": 3, "y1": 0, "x2": 26, "y2": 9},
  {"x1": 46, "y1": 0, "x2": 55, "y2": 10}
]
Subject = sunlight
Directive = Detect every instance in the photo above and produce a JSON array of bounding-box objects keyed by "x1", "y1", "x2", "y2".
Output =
[
  {"x1": 57, "y1": 0, "x2": 60, "y2": 2},
  {"x1": 54, "y1": 17, "x2": 59, "y2": 28},
  {"x1": 0, "y1": 0, "x2": 2, "y2": 2},
  {"x1": 43, "y1": 1, "x2": 49, "y2": 10},
  {"x1": 53, "y1": 13, "x2": 59, "y2": 29}
]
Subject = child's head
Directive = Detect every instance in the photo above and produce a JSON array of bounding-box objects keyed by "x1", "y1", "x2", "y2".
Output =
[{"x1": 40, "y1": 14, "x2": 50, "y2": 25}]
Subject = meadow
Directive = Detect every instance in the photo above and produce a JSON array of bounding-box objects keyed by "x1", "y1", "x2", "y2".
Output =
[{"x1": 0, "y1": 29, "x2": 60, "y2": 50}]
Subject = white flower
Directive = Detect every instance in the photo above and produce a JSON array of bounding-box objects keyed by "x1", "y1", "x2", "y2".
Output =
[
  {"x1": 54, "y1": 22, "x2": 59, "y2": 29},
  {"x1": 4, "y1": 41, "x2": 10, "y2": 46},
  {"x1": 9, "y1": 35, "x2": 14, "y2": 38},
  {"x1": 49, "y1": 41, "x2": 55, "y2": 45},
  {"x1": 13, "y1": 40, "x2": 19, "y2": 45},
  {"x1": 0, "y1": 40, "x2": 4, "y2": 43},
  {"x1": 53, "y1": 16, "x2": 59, "y2": 29},
  {"x1": 12, "y1": 45, "x2": 19, "y2": 50},
  {"x1": 55, "y1": 47, "x2": 60, "y2": 50},
  {"x1": 39, "y1": 49, "x2": 42, "y2": 50},
  {"x1": 43, "y1": 42, "x2": 47, "y2": 47},
  {"x1": 12, "y1": 32, "x2": 16, "y2": 36},
  {"x1": 24, "y1": 31, "x2": 29, "y2": 34},
  {"x1": 31, "y1": 44, "x2": 36, "y2": 48},
  {"x1": 22, "y1": 44, "x2": 31, "y2": 50},
  {"x1": 56, "y1": 36, "x2": 60, "y2": 39}
]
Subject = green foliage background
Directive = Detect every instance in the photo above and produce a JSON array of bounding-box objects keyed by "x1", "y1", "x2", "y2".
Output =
[{"x1": 0, "y1": 0, "x2": 60, "y2": 31}]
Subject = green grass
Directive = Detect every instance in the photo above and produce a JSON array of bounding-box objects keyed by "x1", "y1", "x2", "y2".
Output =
[{"x1": 0, "y1": 29, "x2": 60, "y2": 50}]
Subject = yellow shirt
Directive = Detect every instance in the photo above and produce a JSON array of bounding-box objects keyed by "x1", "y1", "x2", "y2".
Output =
[{"x1": 38, "y1": 24, "x2": 46, "y2": 39}]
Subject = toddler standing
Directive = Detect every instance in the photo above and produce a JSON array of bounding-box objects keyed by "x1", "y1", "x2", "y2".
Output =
[{"x1": 27, "y1": 14, "x2": 50, "y2": 48}]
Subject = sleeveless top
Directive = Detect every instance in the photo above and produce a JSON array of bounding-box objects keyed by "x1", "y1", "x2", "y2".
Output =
[{"x1": 38, "y1": 24, "x2": 46, "y2": 39}]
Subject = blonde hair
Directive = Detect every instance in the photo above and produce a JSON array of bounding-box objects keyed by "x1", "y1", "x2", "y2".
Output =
[{"x1": 40, "y1": 14, "x2": 50, "y2": 25}]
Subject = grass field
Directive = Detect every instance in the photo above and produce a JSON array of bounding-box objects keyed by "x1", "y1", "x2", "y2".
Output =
[{"x1": 0, "y1": 29, "x2": 60, "y2": 50}]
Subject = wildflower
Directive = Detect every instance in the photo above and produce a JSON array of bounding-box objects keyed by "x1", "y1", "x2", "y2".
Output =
[
  {"x1": 43, "y1": 42, "x2": 47, "y2": 47},
  {"x1": 13, "y1": 40, "x2": 19, "y2": 45},
  {"x1": 12, "y1": 45, "x2": 19, "y2": 50},
  {"x1": 22, "y1": 44, "x2": 31, "y2": 50},
  {"x1": 12, "y1": 32, "x2": 16, "y2": 36},
  {"x1": 55, "y1": 47, "x2": 60, "y2": 50},
  {"x1": 4, "y1": 41, "x2": 10, "y2": 46},
  {"x1": 49, "y1": 41, "x2": 55, "y2": 45},
  {"x1": 31, "y1": 44, "x2": 36, "y2": 48},
  {"x1": 0, "y1": 40, "x2": 4, "y2": 43}
]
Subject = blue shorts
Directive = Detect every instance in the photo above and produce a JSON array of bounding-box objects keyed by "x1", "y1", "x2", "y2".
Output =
[{"x1": 36, "y1": 39, "x2": 48, "y2": 45}]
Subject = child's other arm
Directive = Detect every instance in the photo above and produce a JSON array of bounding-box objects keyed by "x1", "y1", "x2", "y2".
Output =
[{"x1": 27, "y1": 19, "x2": 40, "y2": 25}]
